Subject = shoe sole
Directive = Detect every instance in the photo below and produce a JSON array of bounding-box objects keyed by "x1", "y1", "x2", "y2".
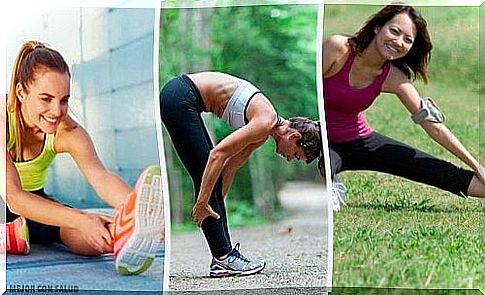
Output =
[
  {"x1": 209, "y1": 262, "x2": 266, "y2": 278},
  {"x1": 115, "y1": 166, "x2": 164, "y2": 275}
]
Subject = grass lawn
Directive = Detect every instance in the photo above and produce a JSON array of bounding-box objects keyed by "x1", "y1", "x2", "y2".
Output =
[{"x1": 332, "y1": 82, "x2": 483, "y2": 289}]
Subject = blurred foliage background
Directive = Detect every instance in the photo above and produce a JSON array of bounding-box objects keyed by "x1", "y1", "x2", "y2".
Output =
[{"x1": 159, "y1": 5, "x2": 322, "y2": 228}]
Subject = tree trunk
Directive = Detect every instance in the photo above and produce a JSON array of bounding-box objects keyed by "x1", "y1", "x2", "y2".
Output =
[
  {"x1": 192, "y1": 7, "x2": 214, "y2": 71},
  {"x1": 249, "y1": 151, "x2": 277, "y2": 220}
]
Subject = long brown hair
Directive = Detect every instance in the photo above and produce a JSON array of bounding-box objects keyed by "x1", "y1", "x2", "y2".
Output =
[
  {"x1": 349, "y1": 4, "x2": 432, "y2": 83},
  {"x1": 7, "y1": 41, "x2": 70, "y2": 161}
]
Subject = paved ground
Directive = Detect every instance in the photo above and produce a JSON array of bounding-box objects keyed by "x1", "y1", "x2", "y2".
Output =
[
  {"x1": 6, "y1": 244, "x2": 164, "y2": 292},
  {"x1": 5, "y1": 209, "x2": 164, "y2": 292},
  {"x1": 169, "y1": 181, "x2": 329, "y2": 292}
]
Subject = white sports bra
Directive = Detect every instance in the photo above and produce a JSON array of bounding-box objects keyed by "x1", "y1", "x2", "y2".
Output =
[{"x1": 222, "y1": 80, "x2": 261, "y2": 129}]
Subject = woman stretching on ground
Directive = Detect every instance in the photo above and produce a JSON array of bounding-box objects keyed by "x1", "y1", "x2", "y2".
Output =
[
  {"x1": 160, "y1": 71, "x2": 321, "y2": 277},
  {"x1": 321, "y1": 5, "x2": 484, "y2": 210},
  {"x1": 2, "y1": 41, "x2": 164, "y2": 275}
]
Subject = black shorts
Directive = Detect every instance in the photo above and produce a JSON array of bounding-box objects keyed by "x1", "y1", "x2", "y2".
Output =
[{"x1": 6, "y1": 189, "x2": 64, "y2": 245}]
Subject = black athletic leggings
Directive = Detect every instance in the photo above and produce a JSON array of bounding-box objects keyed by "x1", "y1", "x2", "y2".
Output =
[
  {"x1": 6, "y1": 189, "x2": 63, "y2": 244},
  {"x1": 329, "y1": 132, "x2": 474, "y2": 197},
  {"x1": 160, "y1": 75, "x2": 232, "y2": 257}
]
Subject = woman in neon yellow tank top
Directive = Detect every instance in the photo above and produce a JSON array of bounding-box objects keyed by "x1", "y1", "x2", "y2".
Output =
[{"x1": 1, "y1": 41, "x2": 164, "y2": 276}]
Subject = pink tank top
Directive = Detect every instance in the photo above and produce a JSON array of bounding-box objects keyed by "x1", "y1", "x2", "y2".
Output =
[{"x1": 324, "y1": 49, "x2": 390, "y2": 143}]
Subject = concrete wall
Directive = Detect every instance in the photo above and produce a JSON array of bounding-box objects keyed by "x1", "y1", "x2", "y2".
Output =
[{"x1": 7, "y1": 7, "x2": 158, "y2": 208}]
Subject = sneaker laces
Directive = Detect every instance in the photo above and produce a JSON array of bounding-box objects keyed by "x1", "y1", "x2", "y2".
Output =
[
  {"x1": 332, "y1": 179, "x2": 347, "y2": 211},
  {"x1": 228, "y1": 243, "x2": 250, "y2": 263}
]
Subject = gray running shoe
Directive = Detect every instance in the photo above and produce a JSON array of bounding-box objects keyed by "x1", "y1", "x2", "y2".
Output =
[
  {"x1": 209, "y1": 243, "x2": 266, "y2": 277},
  {"x1": 332, "y1": 176, "x2": 347, "y2": 211}
]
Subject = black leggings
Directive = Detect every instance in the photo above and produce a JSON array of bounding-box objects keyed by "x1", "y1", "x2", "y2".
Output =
[
  {"x1": 6, "y1": 189, "x2": 63, "y2": 244},
  {"x1": 160, "y1": 75, "x2": 232, "y2": 257},
  {"x1": 329, "y1": 132, "x2": 474, "y2": 197}
]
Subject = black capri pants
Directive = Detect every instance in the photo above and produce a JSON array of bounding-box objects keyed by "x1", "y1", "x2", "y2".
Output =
[
  {"x1": 329, "y1": 132, "x2": 474, "y2": 197},
  {"x1": 6, "y1": 189, "x2": 63, "y2": 244},
  {"x1": 160, "y1": 75, "x2": 232, "y2": 257}
]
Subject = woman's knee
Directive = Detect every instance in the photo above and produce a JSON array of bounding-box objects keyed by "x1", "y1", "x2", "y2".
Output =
[{"x1": 60, "y1": 228, "x2": 112, "y2": 256}]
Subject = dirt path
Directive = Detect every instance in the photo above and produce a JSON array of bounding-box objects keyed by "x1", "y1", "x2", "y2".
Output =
[{"x1": 168, "y1": 181, "x2": 329, "y2": 292}]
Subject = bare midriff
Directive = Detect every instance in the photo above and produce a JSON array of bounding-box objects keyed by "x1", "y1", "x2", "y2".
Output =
[{"x1": 187, "y1": 72, "x2": 242, "y2": 118}]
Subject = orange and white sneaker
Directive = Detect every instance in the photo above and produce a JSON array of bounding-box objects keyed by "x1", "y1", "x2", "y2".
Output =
[
  {"x1": 2, "y1": 217, "x2": 30, "y2": 255},
  {"x1": 112, "y1": 166, "x2": 164, "y2": 275}
]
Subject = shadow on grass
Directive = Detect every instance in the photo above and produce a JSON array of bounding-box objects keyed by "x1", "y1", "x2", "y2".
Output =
[{"x1": 350, "y1": 196, "x2": 481, "y2": 213}]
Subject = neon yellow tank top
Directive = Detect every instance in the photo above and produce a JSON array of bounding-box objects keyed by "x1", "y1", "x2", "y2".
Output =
[{"x1": 7, "y1": 111, "x2": 57, "y2": 191}]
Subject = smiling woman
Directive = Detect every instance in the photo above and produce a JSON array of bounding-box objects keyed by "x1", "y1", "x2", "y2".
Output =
[
  {"x1": 374, "y1": 13, "x2": 416, "y2": 61},
  {"x1": 19, "y1": 70, "x2": 70, "y2": 134},
  {"x1": 3, "y1": 41, "x2": 164, "y2": 276},
  {"x1": 322, "y1": 4, "x2": 485, "y2": 211}
]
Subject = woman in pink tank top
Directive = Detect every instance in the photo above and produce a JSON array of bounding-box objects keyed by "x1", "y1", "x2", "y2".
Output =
[{"x1": 321, "y1": 5, "x2": 484, "y2": 209}]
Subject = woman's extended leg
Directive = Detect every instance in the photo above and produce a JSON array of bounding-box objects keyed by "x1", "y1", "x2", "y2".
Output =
[
  {"x1": 160, "y1": 76, "x2": 232, "y2": 258},
  {"x1": 331, "y1": 132, "x2": 481, "y2": 197}
]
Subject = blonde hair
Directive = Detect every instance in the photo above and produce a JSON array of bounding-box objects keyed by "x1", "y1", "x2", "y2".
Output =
[{"x1": 7, "y1": 41, "x2": 70, "y2": 161}]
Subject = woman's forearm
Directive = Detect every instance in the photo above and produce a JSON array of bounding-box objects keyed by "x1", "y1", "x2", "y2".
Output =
[
  {"x1": 221, "y1": 143, "x2": 260, "y2": 197},
  {"x1": 59, "y1": 123, "x2": 132, "y2": 208},
  {"x1": 6, "y1": 150, "x2": 87, "y2": 229},
  {"x1": 88, "y1": 170, "x2": 132, "y2": 208},
  {"x1": 422, "y1": 122, "x2": 480, "y2": 171},
  {"x1": 7, "y1": 187, "x2": 86, "y2": 229},
  {"x1": 195, "y1": 122, "x2": 268, "y2": 204},
  {"x1": 197, "y1": 150, "x2": 227, "y2": 204},
  {"x1": 222, "y1": 168, "x2": 237, "y2": 197}
]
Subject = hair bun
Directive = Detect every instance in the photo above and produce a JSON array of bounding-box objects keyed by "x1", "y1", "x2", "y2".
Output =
[
  {"x1": 27, "y1": 41, "x2": 46, "y2": 51},
  {"x1": 34, "y1": 42, "x2": 46, "y2": 50},
  {"x1": 313, "y1": 120, "x2": 321, "y2": 133}
]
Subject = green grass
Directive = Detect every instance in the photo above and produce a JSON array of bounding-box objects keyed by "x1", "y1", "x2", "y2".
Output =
[
  {"x1": 334, "y1": 204, "x2": 482, "y2": 288},
  {"x1": 326, "y1": 5, "x2": 483, "y2": 290},
  {"x1": 333, "y1": 83, "x2": 483, "y2": 289}
]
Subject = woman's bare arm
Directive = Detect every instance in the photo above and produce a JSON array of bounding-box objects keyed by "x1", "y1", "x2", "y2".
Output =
[
  {"x1": 196, "y1": 118, "x2": 273, "y2": 205},
  {"x1": 323, "y1": 35, "x2": 349, "y2": 77},
  {"x1": 221, "y1": 140, "x2": 266, "y2": 197},
  {"x1": 383, "y1": 67, "x2": 482, "y2": 174},
  {"x1": 5, "y1": 151, "x2": 87, "y2": 229},
  {"x1": 55, "y1": 118, "x2": 132, "y2": 208}
]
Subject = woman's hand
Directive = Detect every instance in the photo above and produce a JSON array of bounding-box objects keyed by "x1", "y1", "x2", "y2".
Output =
[
  {"x1": 78, "y1": 213, "x2": 114, "y2": 253},
  {"x1": 192, "y1": 201, "x2": 220, "y2": 227}
]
